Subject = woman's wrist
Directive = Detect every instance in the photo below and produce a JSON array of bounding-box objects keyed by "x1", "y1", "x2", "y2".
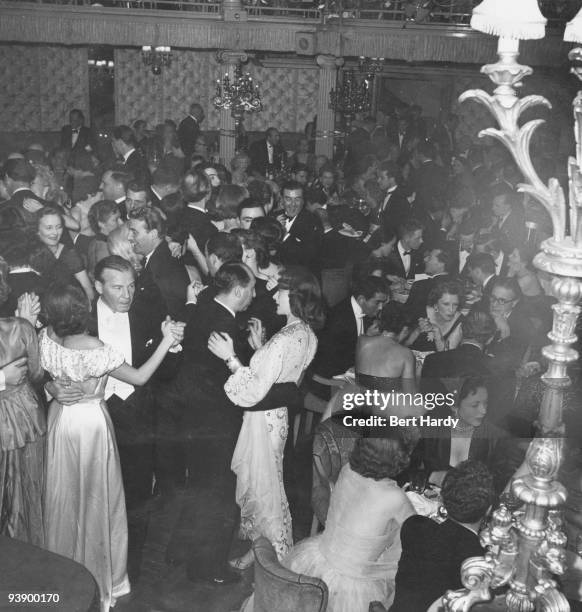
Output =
[{"x1": 225, "y1": 354, "x2": 241, "y2": 371}]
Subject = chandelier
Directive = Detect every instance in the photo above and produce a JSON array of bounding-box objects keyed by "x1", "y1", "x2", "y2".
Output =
[
  {"x1": 439, "y1": 1, "x2": 582, "y2": 610},
  {"x1": 141, "y1": 46, "x2": 172, "y2": 75},
  {"x1": 88, "y1": 59, "x2": 114, "y2": 76}
]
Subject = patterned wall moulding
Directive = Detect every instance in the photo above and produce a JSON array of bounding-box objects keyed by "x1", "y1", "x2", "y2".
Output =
[{"x1": 0, "y1": 44, "x2": 88, "y2": 131}]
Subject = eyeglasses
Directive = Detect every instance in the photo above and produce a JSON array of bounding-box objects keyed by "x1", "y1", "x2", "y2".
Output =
[{"x1": 490, "y1": 295, "x2": 515, "y2": 306}]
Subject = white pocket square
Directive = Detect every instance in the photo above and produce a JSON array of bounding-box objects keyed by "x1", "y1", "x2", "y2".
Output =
[{"x1": 145, "y1": 339, "x2": 153, "y2": 347}]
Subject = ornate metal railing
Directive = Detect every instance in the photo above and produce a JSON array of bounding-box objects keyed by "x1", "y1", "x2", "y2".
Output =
[{"x1": 7, "y1": 0, "x2": 581, "y2": 26}]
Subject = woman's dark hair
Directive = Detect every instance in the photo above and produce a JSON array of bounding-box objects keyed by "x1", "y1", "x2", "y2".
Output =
[
  {"x1": 238, "y1": 230, "x2": 271, "y2": 270},
  {"x1": 379, "y1": 302, "x2": 408, "y2": 335},
  {"x1": 250, "y1": 216, "x2": 284, "y2": 255},
  {"x1": 277, "y1": 266, "x2": 325, "y2": 330},
  {"x1": 36, "y1": 205, "x2": 64, "y2": 230},
  {"x1": 458, "y1": 376, "x2": 488, "y2": 404},
  {"x1": 349, "y1": 426, "x2": 420, "y2": 480},
  {"x1": 215, "y1": 185, "x2": 248, "y2": 220},
  {"x1": 42, "y1": 283, "x2": 90, "y2": 337},
  {"x1": 441, "y1": 460, "x2": 495, "y2": 523},
  {"x1": 427, "y1": 280, "x2": 463, "y2": 308},
  {"x1": 88, "y1": 200, "x2": 118, "y2": 235},
  {"x1": 0, "y1": 257, "x2": 11, "y2": 306}
]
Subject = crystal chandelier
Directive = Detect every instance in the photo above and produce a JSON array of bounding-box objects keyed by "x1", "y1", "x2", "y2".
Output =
[
  {"x1": 141, "y1": 46, "x2": 172, "y2": 75},
  {"x1": 440, "y1": 2, "x2": 581, "y2": 610},
  {"x1": 330, "y1": 69, "x2": 374, "y2": 132},
  {"x1": 213, "y1": 63, "x2": 262, "y2": 122}
]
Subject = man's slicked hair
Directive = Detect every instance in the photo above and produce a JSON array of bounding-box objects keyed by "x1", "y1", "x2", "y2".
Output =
[{"x1": 214, "y1": 262, "x2": 253, "y2": 294}]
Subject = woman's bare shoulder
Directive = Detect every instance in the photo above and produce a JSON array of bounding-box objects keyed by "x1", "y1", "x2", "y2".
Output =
[{"x1": 62, "y1": 334, "x2": 104, "y2": 351}]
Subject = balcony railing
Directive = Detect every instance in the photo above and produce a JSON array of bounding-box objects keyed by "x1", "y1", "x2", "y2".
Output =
[{"x1": 5, "y1": 0, "x2": 581, "y2": 27}]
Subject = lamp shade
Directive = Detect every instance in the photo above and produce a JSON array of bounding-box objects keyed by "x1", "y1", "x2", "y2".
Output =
[
  {"x1": 565, "y1": 7, "x2": 582, "y2": 43},
  {"x1": 471, "y1": 0, "x2": 546, "y2": 40}
]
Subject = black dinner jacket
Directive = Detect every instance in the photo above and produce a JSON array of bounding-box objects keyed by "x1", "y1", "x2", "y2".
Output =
[
  {"x1": 60, "y1": 125, "x2": 94, "y2": 152},
  {"x1": 420, "y1": 342, "x2": 492, "y2": 394},
  {"x1": 405, "y1": 273, "x2": 451, "y2": 323},
  {"x1": 137, "y1": 240, "x2": 189, "y2": 321},
  {"x1": 379, "y1": 187, "x2": 411, "y2": 234},
  {"x1": 87, "y1": 295, "x2": 178, "y2": 382},
  {"x1": 311, "y1": 297, "x2": 358, "y2": 379},
  {"x1": 277, "y1": 208, "x2": 324, "y2": 272},
  {"x1": 249, "y1": 138, "x2": 286, "y2": 177},
  {"x1": 494, "y1": 208, "x2": 526, "y2": 247},
  {"x1": 411, "y1": 159, "x2": 447, "y2": 215},
  {"x1": 391, "y1": 516, "x2": 484, "y2": 612},
  {"x1": 180, "y1": 205, "x2": 219, "y2": 254},
  {"x1": 123, "y1": 149, "x2": 151, "y2": 185},
  {"x1": 177, "y1": 115, "x2": 200, "y2": 158},
  {"x1": 385, "y1": 242, "x2": 424, "y2": 280},
  {"x1": 0, "y1": 190, "x2": 46, "y2": 254}
]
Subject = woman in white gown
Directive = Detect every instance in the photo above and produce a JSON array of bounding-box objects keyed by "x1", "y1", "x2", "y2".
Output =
[
  {"x1": 208, "y1": 266, "x2": 324, "y2": 566},
  {"x1": 39, "y1": 283, "x2": 183, "y2": 612}
]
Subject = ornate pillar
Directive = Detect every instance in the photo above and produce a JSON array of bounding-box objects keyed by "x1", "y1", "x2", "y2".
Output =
[
  {"x1": 315, "y1": 54, "x2": 344, "y2": 159},
  {"x1": 216, "y1": 50, "x2": 248, "y2": 167}
]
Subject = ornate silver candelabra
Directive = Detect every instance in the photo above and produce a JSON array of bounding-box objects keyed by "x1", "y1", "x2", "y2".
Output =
[
  {"x1": 141, "y1": 46, "x2": 172, "y2": 75},
  {"x1": 439, "y1": 1, "x2": 582, "y2": 611}
]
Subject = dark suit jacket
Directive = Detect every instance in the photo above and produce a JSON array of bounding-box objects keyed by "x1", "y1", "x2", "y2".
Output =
[
  {"x1": 391, "y1": 517, "x2": 484, "y2": 612},
  {"x1": 180, "y1": 206, "x2": 218, "y2": 256},
  {"x1": 379, "y1": 187, "x2": 410, "y2": 235},
  {"x1": 494, "y1": 209, "x2": 526, "y2": 246},
  {"x1": 312, "y1": 297, "x2": 358, "y2": 381},
  {"x1": 405, "y1": 273, "x2": 450, "y2": 323},
  {"x1": 277, "y1": 208, "x2": 323, "y2": 272},
  {"x1": 420, "y1": 342, "x2": 491, "y2": 394},
  {"x1": 249, "y1": 139, "x2": 286, "y2": 177},
  {"x1": 412, "y1": 160, "x2": 447, "y2": 215},
  {"x1": 385, "y1": 243, "x2": 424, "y2": 280},
  {"x1": 177, "y1": 116, "x2": 200, "y2": 158},
  {"x1": 123, "y1": 149, "x2": 151, "y2": 185},
  {"x1": 0, "y1": 190, "x2": 45, "y2": 254},
  {"x1": 137, "y1": 240, "x2": 189, "y2": 320},
  {"x1": 60, "y1": 125, "x2": 94, "y2": 152}
]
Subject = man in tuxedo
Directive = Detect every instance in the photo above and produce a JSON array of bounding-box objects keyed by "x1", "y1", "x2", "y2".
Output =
[
  {"x1": 466, "y1": 253, "x2": 497, "y2": 311},
  {"x1": 162, "y1": 262, "x2": 299, "y2": 584},
  {"x1": 99, "y1": 168, "x2": 132, "y2": 219},
  {"x1": 385, "y1": 218, "x2": 425, "y2": 280},
  {"x1": 276, "y1": 180, "x2": 323, "y2": 273},
  {"x1": 405, "y1": 247, "x2": 451, "y2": 322},
  {"x1": 178, "y1": 103, "x2": 205, "y2": 158},
  {"x1": 60, "y1": 108, "x2": 94, "y2": 154},
  {"x1": 473, "y1": 234, "x2": 508, "y2": 277},
  {"x1": 310, "y1": 275, "x2": 389, "y2": 399},
  {"x1": 490, "y1": 183, "x2": 526, "y2": 246},
  {"x1": 149, "y1": 166, "x2": 180, "y2": 208},
  {"x1": 0, "y1": 159, "x2": 44, "y2": 252},
  {"x1": 390, "y1": 461, "x2": 494, "y2": 612},
  {"x1": 420, "y1": 309, "x2": 496, "y2": 395},
  {"x1": 47, "y1": 255, "x2": 183, "y2": 580},
  {"x1": 249, "y1": 127, "x2": 287, "y2": 177},
  {"x1": 128, "y1": 206, "x2": 189, "y2": 320},
  {"x1": 376, "y1": 161, "x2": 410, "y2": 234},
  {"x1": 112, "y1": 125, "x2": 151, "y2": 186},
  {"x1": 410, "y1": 139, "x2": 446, "y2": 217}
]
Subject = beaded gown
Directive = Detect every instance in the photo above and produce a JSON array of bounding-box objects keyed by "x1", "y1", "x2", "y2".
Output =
[
  {"x1": 225, "y1": 320, "x2": 317, "y2": 559},
  {"x1": 39, "y1": 330, "x2": 130, "y2": 612}
]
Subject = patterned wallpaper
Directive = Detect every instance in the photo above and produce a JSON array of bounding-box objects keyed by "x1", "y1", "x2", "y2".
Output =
[
  {"x1": 114, "y1": 49, "x2": 318, "y2": 133},
  {"x1": 0, "y1": 44, "x2": 89, "y2": 131}
]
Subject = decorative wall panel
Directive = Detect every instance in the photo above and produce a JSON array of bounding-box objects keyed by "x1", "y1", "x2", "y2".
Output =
[
  {"x1": 0, "y1": 44, "x2": 88, "y2": 131},
  {"x1": 114, "y1": 49, "x2": 317, "y2": 134}
]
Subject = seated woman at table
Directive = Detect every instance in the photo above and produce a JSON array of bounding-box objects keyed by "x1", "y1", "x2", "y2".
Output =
[
  {"x1": 389, "y1": 460, "x2": 494, "y2": 612},
  {"x1": 414, "y1": 377, "x2": 508, "y2": 489},
  {"x1": 406, "y1": 281, "x2": 463, "y2": 353},
  {"x1": 281, "y1": 429, "x2": 418, "y2": 612},
  {"x1": 356, "y1": 302, "x2": 416, "y2": 394}
]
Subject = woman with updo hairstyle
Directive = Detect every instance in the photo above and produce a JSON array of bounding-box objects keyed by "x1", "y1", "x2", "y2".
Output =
[
  {"x1": 256, "y1": 427, "x2": 417, "y2": 612},
  {"x1": 249, "y1": 215, "x2": 284, "y2": 259},
  {"x1": 208, "y1": 266, "x2": 323, "y2": 569},
  {"x1": 0, "y1": 257, "x2": 45, "y2": 547},
  {"x1": 107, "y1": 224, "x2": 143, "y2": 273},
  {"x1": 407, "y1": 280, "x2": 463, "y2": 352},
  {"x1": 29, "y1": 206, "x2": 94, "y2": 302}
]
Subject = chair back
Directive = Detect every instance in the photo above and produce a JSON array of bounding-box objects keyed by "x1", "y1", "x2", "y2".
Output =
[{"x1": 252, "y1": 537, "x2": 328, "y2": 612}]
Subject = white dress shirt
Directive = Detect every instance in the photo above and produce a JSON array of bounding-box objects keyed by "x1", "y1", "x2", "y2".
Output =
[
  {"x1": 267, "y1": 142, "x2": 274, "y2": 164},
  {"x1": 381, "y1": 185, "x2": 398, "y2": 214},
  {"x1": 350, "y1": 296, "x2": 365, "y2": 336},
  {"x1": 122, "y1": 148, "x2": 135, "y2": 163},
  {"x1": 283, "y1": 214, "x2": 298, "y2": 242},
  {"x1": 494, "y1": 251, "x2": 504, "y2": 276},
  {"x1": 97, "y1": 298, "x2": 134, "y2": 400},
  {"x1": 71, "y1": 128, "x2": 80, "y2": 147},
  {"x1": 398, "y1": 241, "x2": 412, "y2": 276}
]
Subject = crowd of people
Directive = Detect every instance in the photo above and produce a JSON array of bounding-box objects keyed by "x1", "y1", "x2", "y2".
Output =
[{"x1": 0, "y1": 99, "x2": 579, "y2": 612}]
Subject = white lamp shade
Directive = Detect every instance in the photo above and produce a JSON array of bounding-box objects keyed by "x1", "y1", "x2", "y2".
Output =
[
  {"x1": 565, "y1": 7, "x2": 582, "y2": 43},
  {"x1": 471, "y1": 0, "x2": 546, "y2": 40}
]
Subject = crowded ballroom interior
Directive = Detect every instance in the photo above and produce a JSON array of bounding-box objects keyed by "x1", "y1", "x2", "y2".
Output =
[{"x1": 2, "y1": 0, "x2": 582, "y2": 611}]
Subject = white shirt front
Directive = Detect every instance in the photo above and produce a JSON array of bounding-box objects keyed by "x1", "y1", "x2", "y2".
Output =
[
  {"x1": 283, "y1": 214, "x2": 298, "y2": 242},
  {"x1": 71, "y1": 128, "x2": 80, "y2": 147},
  {"x1": 97, "y1": 298, "x2": 134, "y2": 400},
  {"x1": 398, "y1": 241, "x2": 412, "y2": 276},
  {"x1": 214, "y1": 297, "x2": 236, "y2": 319},
  {"x1": 123, "y1": 148, "x2": 136, "y2": 163},
  {"x1": 458, "y1": 248, "x2": 470, "y2": 273},
  {"x1": 350, "y1": 296, "x2": 365, "y2": 336},
  {"x1": 381, "y1": 185, "x2": 397, "y2": 213},
  {"x1": 494, "y1": 252, "x2": 504, "y2": 276},
  {"x1": 267, "y1": 142, "x2": 274, "y2": 164}
]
